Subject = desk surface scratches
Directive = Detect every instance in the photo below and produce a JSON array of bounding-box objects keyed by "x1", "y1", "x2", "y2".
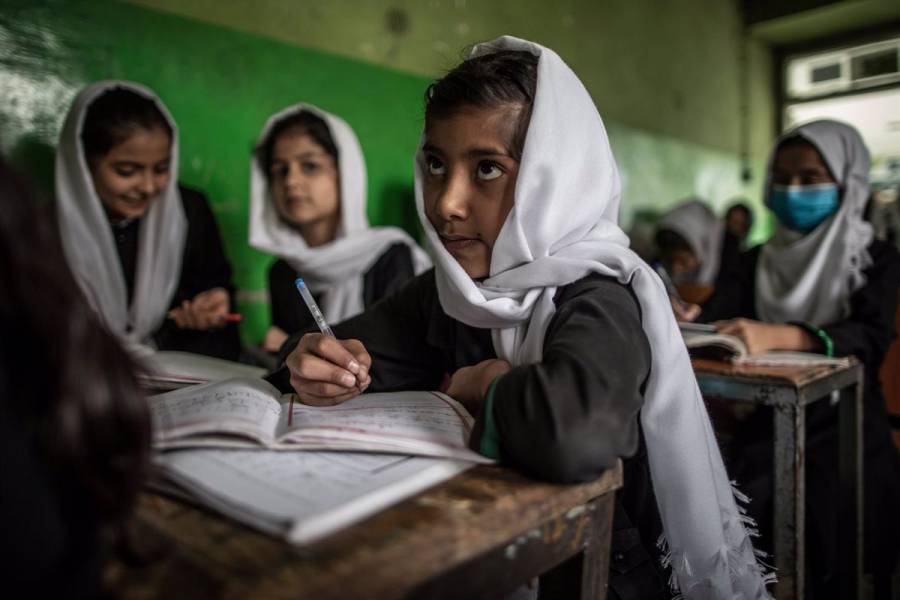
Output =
[{"x1": 106, "y1": 463, "x2": 622, "y2": 600}]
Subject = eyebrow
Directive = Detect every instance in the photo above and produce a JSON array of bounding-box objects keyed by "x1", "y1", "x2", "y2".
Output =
[
  {"x1": 112, "y1": 158, "x2": 170, "y2": 167},
  {"x1": 271, "y1": 151, "x2": 328, "y2": 162},
  {"x1": 422, "y1": 142, "x2": 514, "y2": 160}
]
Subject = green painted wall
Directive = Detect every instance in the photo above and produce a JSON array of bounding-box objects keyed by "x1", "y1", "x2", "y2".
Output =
[
  {"x1": 125, "y1": 0, "x2": 778, "y2": 233},
  {"x1": 1, "y1": 0, "x2": 778, "y2": 344},
  {"x1": 0, "y1": 0, "x2": 429, "y2": 344}
]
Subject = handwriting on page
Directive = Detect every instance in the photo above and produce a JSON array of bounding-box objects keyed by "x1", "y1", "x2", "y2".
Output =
[
  {"x1": 151, "y1": 381, "x2": 281, "y2": 439},
  {"x1": 286, "y1": 392, "x2": 470, "y2": 447}
]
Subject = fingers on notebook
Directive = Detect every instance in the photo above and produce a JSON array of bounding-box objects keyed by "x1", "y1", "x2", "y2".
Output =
[{"x1": 289, "y1": 334, "x2": 372, "y2": 404}]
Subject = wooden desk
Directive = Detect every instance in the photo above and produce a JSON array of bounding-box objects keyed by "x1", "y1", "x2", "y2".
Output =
[
  {"x1": 692, "y1": 358, "x2": 863, "y2": 600},
  {"x1": 107, "y1": 463, "x2": 622, "y2": 600}
]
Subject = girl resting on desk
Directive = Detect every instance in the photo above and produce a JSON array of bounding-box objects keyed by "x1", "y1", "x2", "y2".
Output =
[
  {"x1": 0, "y1": 158, "x2": 149, "y2": 598},
  {"x1": 689, "y1": 120, "x2": 900, "y2": 598},
  {"x1": 249, "y1": 104, "x2": 430, "y2": 353},
  {"x1": 56, "y1": 81, "x2": 241, "y2": 360},
  {"x1": 272, "y1": 37, "x2": 772, "y2": 599}
]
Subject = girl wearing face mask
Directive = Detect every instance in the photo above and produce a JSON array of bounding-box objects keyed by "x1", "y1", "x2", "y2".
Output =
[
  {"x1": 56, "y1": 82, "x2": 241, "y2": 360},
  {"x1": 699, "y1": 120, "x2": 900, "y2": 596},
  {"x1": 274, "y1": 38, "x2": 772, "y2": 598},
  {"x1": 249, "y1": 105, "x2": 430, "y2": 353}
]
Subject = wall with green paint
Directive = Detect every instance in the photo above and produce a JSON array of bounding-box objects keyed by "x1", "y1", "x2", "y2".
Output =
[
  {"x1": 126, "y1": 0, "x2": 778, "y2": 234},
  {"x1": 1, "y1": 0, "x2": 777, "y2": 345},
  {"x1": 0, "y1": 0, "x2": 431, "y2": 344}
]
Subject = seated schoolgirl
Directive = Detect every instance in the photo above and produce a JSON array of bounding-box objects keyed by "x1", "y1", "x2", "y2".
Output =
[
  {"x1": 56, "y1": 81, "x2": 241, "y2": 360},
  {"x1": 272, "y1": 37, "x2": 772, "y2": 598},
  {"x1": 0, "y1": 158, "x2": 149, "y2": 597},
  {"x1": 698, "y1": 120, "x2": 900, "y2": 597},
  {"x1": 249, "y1": 104, "x2": 430, "y2": 353},
  {"x1": 654, "y1": 198, "x2": 723, "y2": 305}
]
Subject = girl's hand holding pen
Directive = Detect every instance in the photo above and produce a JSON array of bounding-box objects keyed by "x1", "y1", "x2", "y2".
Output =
[{"x1": 286, "y1": 333, "x2": 372, "y2": 406}]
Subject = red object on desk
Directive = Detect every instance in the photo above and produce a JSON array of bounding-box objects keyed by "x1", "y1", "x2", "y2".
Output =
[{"x1": 222, "y1": 313, "x2": 243, "y2": 323}]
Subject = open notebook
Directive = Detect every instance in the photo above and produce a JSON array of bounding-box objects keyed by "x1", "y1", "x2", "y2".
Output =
[
  {"x1": 679, "y1": 322, "x2": 851, "y2": 367},
  {"x1": 138, "y1": 351, "x2": 267, "y2": 390},
  {"x1": 153, "y1": 449, "x2": 472, "y2": 545},
  {"x1": 149, "y1": 377, "x2": 488, "y2": 462}
]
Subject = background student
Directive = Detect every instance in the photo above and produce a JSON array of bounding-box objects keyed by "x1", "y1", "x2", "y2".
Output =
[
  {"x1": 273, "y1": 37, "x2": 771, "y2": 599},
  {"x1": 720, "y1": 200, "x2": 755, "y2": 277},
  {"x1": 56, "y1": 81, "x2": 241, "y2": 360},
  {"x1": 249, "y1": 104, "x2": 430, "y2": 354},
  {"x1": 654, "y1": 198, "x2": 723, "y2": 304},
  {"x1": 697, "y1": 120, "x2": 900, "y2": 598},
  {"x1": 0, "y1": 159, "x2": 150, "y2": 598}
]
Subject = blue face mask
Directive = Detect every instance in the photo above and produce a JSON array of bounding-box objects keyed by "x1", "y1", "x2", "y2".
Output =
[{"x1": 768, "y1": 183, "x2": 839, "y2": 233}]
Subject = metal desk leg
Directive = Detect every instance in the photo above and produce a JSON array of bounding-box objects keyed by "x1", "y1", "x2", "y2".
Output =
[
  {"x1": 774, "y1": 402, "x2": 805, "y2": 600},
  {"x1": 838, "y1": 377, "x2": 863, "y2": 600}
]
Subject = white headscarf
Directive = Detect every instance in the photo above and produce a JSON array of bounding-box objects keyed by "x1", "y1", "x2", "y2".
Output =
[
  {"x1": 658, "y1": 198, "x2": 724, "y2": 285},
  {"x1": 249, "y1": 103, "x2": 430, "y2": 323},
  {"x1": 415, "y1": 37, "x2": 772, "y2": 598},
  {"x1": 756, "y1": 120, "x2": 874, "y2": 326},
  {"x1": 56, "y1": 81, "x2": 187, "y2": 351}
]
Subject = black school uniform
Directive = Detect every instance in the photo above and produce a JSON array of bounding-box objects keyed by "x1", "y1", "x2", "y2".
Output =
[
  {"x1": 267, "y1": 242, "x2": 415, "y2": 336},
  {"x1": 271, "y1": 269, "x2": 670, "y2": 599},
  {"x1": 110, "y1": 185, "x2": 241, "y2": 360},
  {"x1": 700, "y1": 239, "x2": 900, "y2": 593}
]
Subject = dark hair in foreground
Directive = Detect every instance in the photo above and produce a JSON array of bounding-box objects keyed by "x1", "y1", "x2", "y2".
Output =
[
  {"x1": 425, "y1": 49, "x2": 539, "y2": 159},
  {"x1": 257, "y1": 110, "x2": 339, "y2": 175},
  {"x1": 81, "y1": 87, "x2": 172, "y2": 160},
  {"x1": 0, "y1": 159, "x2": 150, "y2": 524}
]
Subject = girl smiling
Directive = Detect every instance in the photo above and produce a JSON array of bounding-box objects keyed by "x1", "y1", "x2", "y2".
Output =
[{"x1": 56, "y1": 81, "x2": 240, "y2": 359}]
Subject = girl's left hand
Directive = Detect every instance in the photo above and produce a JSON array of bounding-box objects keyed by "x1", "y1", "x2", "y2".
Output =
[
  {"x1": 446, "y1": 359, "x2": 511, "y2": 415},
  {"x1": 714, "y1": 318, "x2": 815, "y2": 355},
  {"x1": 168, "y1": 287, "x2": 230, "y2": 330}
]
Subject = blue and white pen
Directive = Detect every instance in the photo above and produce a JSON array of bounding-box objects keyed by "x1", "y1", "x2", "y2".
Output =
[
  {"x1": 294, "y1": 277, "x2": 335, "y2": 337},
  {"x1": 288, "y1": 277, "x2": 340, "y2": 425}
]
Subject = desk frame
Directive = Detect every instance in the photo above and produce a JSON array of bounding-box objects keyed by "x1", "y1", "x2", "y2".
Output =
[{"x1": 694, "y1": 360, "x2": 863, "y2": 600}]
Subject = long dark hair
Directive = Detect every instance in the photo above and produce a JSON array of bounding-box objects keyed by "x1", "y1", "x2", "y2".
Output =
[
  {"x1": 0, "y1": 158, "x2": 150, "y2": 524},
  {"x1": 81, "y1": 87, "x2": 172, "y2": 160},
  {"x1": 424, "y1": 49, "x2": 538, "y2": 159},
  {"x1": 257, "y1": 109, "x2": 339, "y2": 175}
]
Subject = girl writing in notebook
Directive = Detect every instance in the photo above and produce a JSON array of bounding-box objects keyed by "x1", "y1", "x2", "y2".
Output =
[
  {"x1": 249, "y1": 105, "x2": 429, "y2": 353},
  {"x1": 56, "y1": 82, "x2": 241, "y2": 360},
  {"x1": 275, "y1": 37, "x2": 772, "y2": 598},
  {"x1": 696, "y1": 120, "x2": 900, "y2": 597}
]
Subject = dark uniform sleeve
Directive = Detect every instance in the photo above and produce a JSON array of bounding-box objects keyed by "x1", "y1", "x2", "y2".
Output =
[
  {"x1": 363, "y1": 242, "x2": 416, "y2": 307},
  {"x1": 821, "y1": 240, "x2": 900, "y2": 365},
  {"x1": 269, "y1": 270, "x2": 446, "y2": 393},
  {"x1": 474, "y1": 276, "x2": 652, "y2": 483},
  {"x1": 268, "y1": 259, "x2": 316, "y2": 335},
  {"x1": 699, "y1": 245, "x2": 760, "y2": 323},
  {"x1": 153, "y1": 185, "x2": 241, "y2": 360}
]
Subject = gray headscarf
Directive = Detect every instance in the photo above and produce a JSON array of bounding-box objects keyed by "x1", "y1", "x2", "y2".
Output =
[{"x1": 657, "y1": 198, "x2": 723, "y2": 285}]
